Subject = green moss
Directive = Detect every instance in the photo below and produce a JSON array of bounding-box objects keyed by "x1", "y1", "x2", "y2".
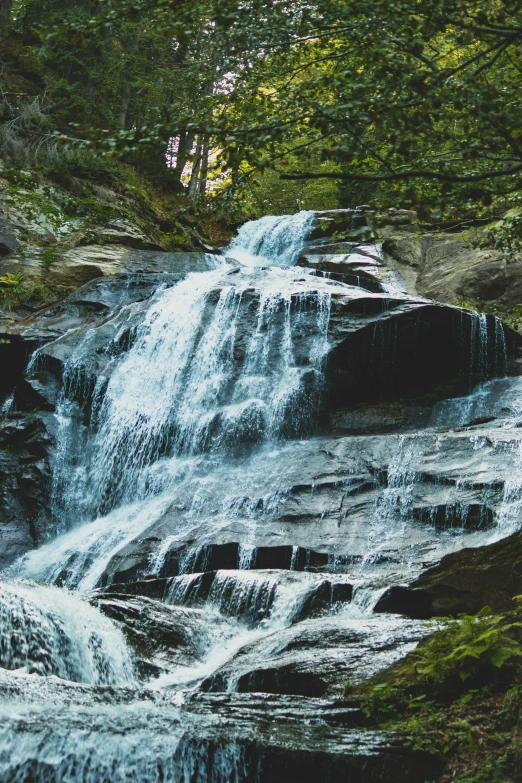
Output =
[
  {"x1": 0, "y1": 272, "x2": 53, "y2": 308},
  {"x1": 2, "y1": 168, "x2": 37, "y2": 187},
  {"x1": 160, "y1": 229, "x2": 197, "y2": 251}
]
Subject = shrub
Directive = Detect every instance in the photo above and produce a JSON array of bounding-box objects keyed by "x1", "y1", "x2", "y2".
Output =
[{"x1": 356, "y1": 607, "x2": 522, "y2": 722}]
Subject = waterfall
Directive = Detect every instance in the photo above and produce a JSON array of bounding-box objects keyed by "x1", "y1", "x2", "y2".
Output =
[
  {"x1": 1, "y1": 207, "x2": 522, "y2": 780},
  {"x1": 0, "y1": 581, "x2": 134, "y2": 685},
  {"x1": 225, "y1": 210, "x2": 315, "y2": 266},
  {"x1": 83, "y1": 268, "x2": 332, "y2": 517},
  {"x1": 9, "y1": 214, "x2": 341, "y2": 588}
]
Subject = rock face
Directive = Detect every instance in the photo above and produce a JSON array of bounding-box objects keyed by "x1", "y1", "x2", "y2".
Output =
[
  {"x1": 375, "y1": 209, "x2": 522, "y2": 308},
  {"x1": 0, "y1": 413, "x2": 52, "y2": 567},
  {"x1": 0, "y1": 165, "x2": 221, "y2": 324},
  {"x1": 404, "y1": 530, "x2": 522, "y2": 617}
]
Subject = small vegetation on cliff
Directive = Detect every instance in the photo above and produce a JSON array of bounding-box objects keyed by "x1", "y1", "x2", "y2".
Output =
[{"x1": 347, "y1": 602, "x2": 522, "y2": 781}]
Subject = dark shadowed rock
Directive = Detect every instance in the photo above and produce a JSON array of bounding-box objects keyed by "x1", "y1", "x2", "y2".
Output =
[
  {"x1": 93, "y1": 593, "x2": 231, "y2": 677},
  {"x1": 408, "y1": 530, "x2": 522, "y2": 616},
  {"x1": 373, "y1": 586, "x2": 433, "y2": 620},
  {"x1": 290, "y1": 580, "x2": 353, "y2": 623},
  {"x1": 0, "y1": 233, "x2": 19, "y2": 257},
  {"x1": 0, "y1": 412, "x2": 53, "y2": 565}
]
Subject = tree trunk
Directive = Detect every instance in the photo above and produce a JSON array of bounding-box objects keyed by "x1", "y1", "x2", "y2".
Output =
[
  {"x1": 198, "y1": 135, "x2": 210, "y2": 197},
  {"x1": 171, "y1": 130, "x2": 194, "y2": 189},
  {"x1": 0, "y1": 0, "x2": 13, "y2": 38},
  {"x1": 188, "y1": 135, "x2": 204, "y2": 198}
]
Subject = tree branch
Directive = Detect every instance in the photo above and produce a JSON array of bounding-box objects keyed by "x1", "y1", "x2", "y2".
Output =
[{"x1": 280, "y1": 164, "x2": 522, "y2": 183}]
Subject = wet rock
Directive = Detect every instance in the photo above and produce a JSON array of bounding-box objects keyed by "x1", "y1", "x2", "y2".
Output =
[
  {"x1": 411, "y1": 503, "x2": 495, "y2": 530},
  {"x1": 106, "y1": 570, "x2": 353, "y2": 629},
  {"x1": 373, "y1": 586, "x2": 433, "y2": 619},
  {"x1": 9, "y1": 270, "x2": 519, "y2": 426},
  {"x1": 290, "y1": 580, "x2": 353, "y2": 622},
  {"x1": 409, "y1": 529, "x2": 522, "y2": 616},
  {"x1": 0, "y1": 675, "x2": 442, "y2": 783},
  {"x1": 309, "y1": 268, "x2": 387, "y2": 294},
  {"x1": 94, "y1": 425, "x2": 521, "y2": 588},
  {"x1": 309, "y1": 209, "x2": 375, "y2": 242},
  {"x1": 157, "y1": 544, "x2": 332, "y2": 578},
  {"x1": 0, "y1": 412, "x2": 52, "y2": 565},
  {"x1": 326, "y1": 297, "x2": 518, "y2": 409},
  {"x1": 234, "y1": 666, "x2": 329, "y2": 697},
  {"x1": 94, "y1": 593, "x2": 229, "y2": 676},
  {"x1": 200, "y1": 615, "x2": 429, "y2": 697},
  {"x1": 105, "y1": 575, "x2": 174, "y2": 601},
  {"x1": 0, "y1": 257, "x2": 223, "y2": 404}
]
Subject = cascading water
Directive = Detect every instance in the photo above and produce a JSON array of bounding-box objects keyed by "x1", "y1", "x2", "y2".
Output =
[
  {"x1": 0, "y1": 581, "x2": 134, "y2": 685},
  {"x1": 9, "y1": 214, "x2": 341, "y2": 589},
  {"x1": 225, "y1": 210, "x2": 315, "y2": 266},
  {"x1": 0, "y1": 209, "x2": 521, "y2": 780}
]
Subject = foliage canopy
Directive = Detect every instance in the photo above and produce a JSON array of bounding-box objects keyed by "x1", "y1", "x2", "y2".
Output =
[{"x1": 2, "y1": 0, "x2": 522, "y2": 215}]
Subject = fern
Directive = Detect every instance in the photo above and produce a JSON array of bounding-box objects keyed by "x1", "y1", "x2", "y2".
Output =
[
  {"x1": 412, "y1": 608, "x2": 522, "y2": 684},
  {"x1": 358, "y1": 606, "x2": 522, "y2": 721},
  {"x1": 0, "y1": 271, "x2": 25, "y2": 289}
]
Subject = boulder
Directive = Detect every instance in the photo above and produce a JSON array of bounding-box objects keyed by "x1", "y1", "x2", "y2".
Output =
[
  {"x1": 0, "y1": 233, "x2": 19, "y2": 257},
  {"x1": 373, "y1": 586, "x2": 433, "y2": 619},
  {"x1": 407, "y1": 529, "x2": 522, "y2": 616},
  {"x1": 94, "y1": 593, "x2": 231, "y2": 677}
]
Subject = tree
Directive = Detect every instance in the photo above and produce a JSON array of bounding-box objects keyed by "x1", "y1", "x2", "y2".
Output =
[
  {"x1": 0, "y1": 0, "x2": 12, "y2": 37},
  {"x1": 6, "y1": 0, "x2": 522, "y2": 215},
  {"x1": 212, "y1": 0, "x2": 522, "y2": 214}
]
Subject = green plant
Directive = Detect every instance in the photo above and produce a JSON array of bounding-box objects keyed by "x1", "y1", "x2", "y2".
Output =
[
  {"x1": 412, "y1": 609, "x2": 522, "y2": 684},
  {"x1": 356, "y1": 608, "x2": 522, "y2": 722},
  {"x1": 452, "y1": 758, "x2": 508, "y2": 783},
  {"x1": 476, "y1": 213, "x2": 522, "y2": 259},
  {"x1": 41, "y1": 246, "x2": 57, "y2": 269},
  {"x1": 0, "y1": 271, "x2": 26, "y2": 294}
]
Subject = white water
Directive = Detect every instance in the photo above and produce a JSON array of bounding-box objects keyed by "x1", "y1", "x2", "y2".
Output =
[
  {"x1": 0, "y1": 702, "x2": 250, "y2": 782},
  {"x1": 0, "y1": 581, "x2": 134, "y2": 685},
  {"x1": 226, "y1": 210, "x2": 315, "y2": 267}
]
